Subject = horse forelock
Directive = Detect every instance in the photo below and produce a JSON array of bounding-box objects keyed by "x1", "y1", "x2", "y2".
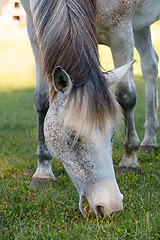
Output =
[{"x1": 33, "y1": 0, "x2": 119, "y2": 138}]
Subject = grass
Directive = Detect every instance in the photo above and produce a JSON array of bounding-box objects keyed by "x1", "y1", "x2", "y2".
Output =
[{"x1": 0, "y1": 22, "x2": 160, "y2": 239}]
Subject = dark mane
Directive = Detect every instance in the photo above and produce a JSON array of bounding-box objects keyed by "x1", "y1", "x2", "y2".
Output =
[{"x1": 32, "y1": 0, "x2": 118, "y2": 137}]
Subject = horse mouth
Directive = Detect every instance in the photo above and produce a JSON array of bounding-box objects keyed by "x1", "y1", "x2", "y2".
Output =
[
  {"x1": 79, "y1": 196, "x2": 106, "y2": 218},
  {"x1": 79, "y1": 195, "x2": 122, "y2": 219},
  {"x1": 79, "y1": 196, "x2": 95, "y2": 218}
]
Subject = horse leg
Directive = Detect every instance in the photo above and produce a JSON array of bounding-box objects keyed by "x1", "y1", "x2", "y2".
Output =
[
  {"x1": 105, "y1": 21, "x2": 141, "y2": 173},
  {"x1": 26, "y1": 16, "x2": 56, "y2": 187},
  {"x1": 134, "y1": 26, "x2": 159, "y2": 153}
]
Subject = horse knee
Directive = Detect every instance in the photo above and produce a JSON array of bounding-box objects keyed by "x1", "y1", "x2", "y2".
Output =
[
  {"x1": 34, "y1": 91, "x2": 49, "y2": 114},
  {"x1": 142, "y1": 51, "x2": 159, "y2": 80},
  {"x1": 115, "y1": 88, "x2": 137, "y2": 111}
]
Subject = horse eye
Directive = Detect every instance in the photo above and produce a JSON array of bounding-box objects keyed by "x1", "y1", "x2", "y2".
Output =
[
  {"x1": 70, "y1": 133, "x2": 81, "y2": 143},
  {"x1": 70, "y1": 133, "x2": 75, "y2": 141},
  {"x1": 67, "y1": 132, "x2": 81, "y2": 146}
]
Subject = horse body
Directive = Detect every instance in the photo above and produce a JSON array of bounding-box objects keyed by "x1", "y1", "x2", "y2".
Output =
[
  {"x1": 132, "y1": 0, "x2": 160, "y2": 30},
  {"x1": 20, "y1": 0, "x2": 159, "y2": 217},
  {"x1": 97, "y1": 0, "x2": 160, "y2": 31}
]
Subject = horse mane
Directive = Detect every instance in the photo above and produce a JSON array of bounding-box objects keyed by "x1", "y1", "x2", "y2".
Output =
[{"x1": 32, "y1": 0, "x2": 119, "y2": 138}]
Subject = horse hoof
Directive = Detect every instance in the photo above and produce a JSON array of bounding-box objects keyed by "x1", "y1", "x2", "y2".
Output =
[
  {"x1": 117, "y1": 166, "x2": 142, "y2": 175},
  {"x1": 140, "y1": 146, "x2": 157, "y2": 154},
  {"x1": 29, "y1": 177, "x2": 56, "y2": 189}
]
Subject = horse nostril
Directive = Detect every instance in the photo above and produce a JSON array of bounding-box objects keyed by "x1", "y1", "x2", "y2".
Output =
[
  {"x1": 95, "y1": 205, "x2": 105, "y2": 218},
  {"x1": 95, "y1": 206, "x2": 122, "y2": 218}
]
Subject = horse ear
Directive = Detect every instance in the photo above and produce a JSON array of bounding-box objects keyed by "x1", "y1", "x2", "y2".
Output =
[
  {"x1": 104, "y1": 60, "x2": 135, "y2": 87},
  {"x1": 52, "y1": 66, "x2": 73, "y2": 95}
]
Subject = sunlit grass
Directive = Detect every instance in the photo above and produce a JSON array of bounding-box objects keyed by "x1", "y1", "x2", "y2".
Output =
[
  {"x1": 0, "y1": 22, "x2": 160, "y2": 90},
  {"x1": 0, "y1": 71, "x2": 35, "y2": 92},
  {"x1": 0, "y1": 28, "x2": 35, "y2": 92},
  {"x1": 0, "y1": 28, "x2": 35, "y2": 71}
]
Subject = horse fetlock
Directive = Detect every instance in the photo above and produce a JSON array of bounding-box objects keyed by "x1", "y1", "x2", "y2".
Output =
[
  {"x1": 123, "y1": 135, "x2": 140, "y2": 152},
  {"x1": 36, "y1": 144, "x2": 52, "y2": 161}
]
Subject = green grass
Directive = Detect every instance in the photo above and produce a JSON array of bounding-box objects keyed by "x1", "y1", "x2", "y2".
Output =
[{"x1": 0, "y1": 22, "x2": 160, "y2": 239}]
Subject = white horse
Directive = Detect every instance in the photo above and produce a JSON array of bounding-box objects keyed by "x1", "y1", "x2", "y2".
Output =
[{"x1": 20, "y1": 0, "x2": 160, "y2": 218}]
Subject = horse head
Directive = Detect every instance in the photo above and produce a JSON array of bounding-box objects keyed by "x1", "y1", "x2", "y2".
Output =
[{"x1": 44, "y1": 62, "x2": 133, "y2": 217}]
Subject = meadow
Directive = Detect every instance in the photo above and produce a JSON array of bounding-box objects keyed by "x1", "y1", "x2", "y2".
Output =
[{"x1": 0, "y1": 22, "x2": 160, "y2": 239}]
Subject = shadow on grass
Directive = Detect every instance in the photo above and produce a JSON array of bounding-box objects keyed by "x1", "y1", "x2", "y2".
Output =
[
  {"x1": 0, "y1": 88, "x2": 37, "y2": 166},
  {"x1": 0, "y1": 87, "x2": 36, "y2": 133}
]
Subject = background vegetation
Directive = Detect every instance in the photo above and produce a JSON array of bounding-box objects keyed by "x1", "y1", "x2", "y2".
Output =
[{"x1": 0, "y1": 22, "x2": 160, "y2": 239}]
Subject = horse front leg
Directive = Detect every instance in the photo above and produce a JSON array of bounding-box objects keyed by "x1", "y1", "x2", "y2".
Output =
[
  {"x1": 31, "y1": 79, "x2": 56, "y2": 188},
  {"x1": 115, "y1": 82, "x2": 141, "y2": 173},
  {"x1": 134, "y1": 26, "x2": 159, "y2": 153},
  {"x1": 106, "y1": 21, "x2": 141, "y2": 173},
  {"x1": 26, "y1": 16, "x2": 56, "y2": 187}
]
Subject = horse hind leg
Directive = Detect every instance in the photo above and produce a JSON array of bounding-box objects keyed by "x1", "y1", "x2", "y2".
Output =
[
  {"x1": 134, "y1": 26, "x2": 159, "y2": 154},
  {"x1": 26, "y1": 16, "x2": 56, "y2": 188}
]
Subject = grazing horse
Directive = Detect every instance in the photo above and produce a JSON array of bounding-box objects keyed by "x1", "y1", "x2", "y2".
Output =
[{"x1": 20, "y1": 0, "x2": 160, "y2": 217}]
